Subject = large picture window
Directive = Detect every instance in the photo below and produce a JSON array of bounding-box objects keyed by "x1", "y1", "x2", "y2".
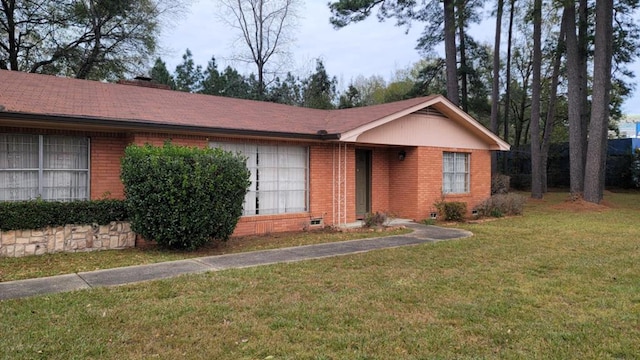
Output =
[
  {"x1": 443, "y1": 152, "x2": 469, "y2": 194},
  {"x1": 0, "y1": 134, "x2": 89, "y2": 201},
  {"x1": 210, "y1": 142, "x2": 308, "y2": 215}
]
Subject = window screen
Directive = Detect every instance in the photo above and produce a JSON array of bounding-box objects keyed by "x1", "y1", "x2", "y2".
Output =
[{"x1": 0, "y1": 134, "x2": 89, "y2": 201}]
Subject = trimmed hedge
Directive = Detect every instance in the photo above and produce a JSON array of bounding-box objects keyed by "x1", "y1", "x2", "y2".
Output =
[
  {"x1": 0, "y1": 200, "x2": 128, "y2": 231},
  {"x1": 121, "y1": 142, "x2": 250, "y2": 250}
]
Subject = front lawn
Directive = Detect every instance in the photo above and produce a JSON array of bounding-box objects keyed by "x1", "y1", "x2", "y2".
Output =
[{"x1": 1, "y1": 191, "x2": 639, "y2": 359}]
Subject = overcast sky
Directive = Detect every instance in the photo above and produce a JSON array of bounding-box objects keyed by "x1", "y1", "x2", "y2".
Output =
[{"x1": 158, "y1": 1, "x2": 640, "y2": 115}]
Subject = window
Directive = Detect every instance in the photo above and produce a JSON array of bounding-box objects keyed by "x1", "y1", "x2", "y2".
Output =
[
  {"x1": 0, "y1": 134, "x2": 89, "y2": 201},
  {"x1": 443, "y1": 152, "x2": 469, "y2": 194},
  {"x1": 210, "y1": 142, "x2": 308, "y2": 215}
]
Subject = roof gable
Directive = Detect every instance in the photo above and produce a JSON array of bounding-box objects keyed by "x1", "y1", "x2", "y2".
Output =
[{"x1": 336, "y1": 95, "x2": 510, "y2": 151}]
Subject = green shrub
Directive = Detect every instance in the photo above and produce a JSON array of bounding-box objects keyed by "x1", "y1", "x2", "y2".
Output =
[
  {"x1": 363, "y1": 211, "x2": 388, "y2": 227},
  {"x1": 0, "y1": 200, "x2": 128, "y2": 231},
  {"x1": 120, "y1": 142, "x2": 250, "y2": 250},
  {"x1": 434, "y1": 201, "x2": 467, "y2": 222},
  {"x1": 473, "y1": 193, "x2": 526, "y2": 218}
]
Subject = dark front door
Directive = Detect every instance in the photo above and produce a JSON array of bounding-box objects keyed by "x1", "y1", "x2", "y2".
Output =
[{"x1": 355, "y1": 149, "x2": 371, "y2": 219}]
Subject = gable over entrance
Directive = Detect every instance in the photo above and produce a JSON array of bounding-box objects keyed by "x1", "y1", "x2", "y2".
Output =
[{"x1": 335, "y1": 97, "x2": 509, "y2": 150}]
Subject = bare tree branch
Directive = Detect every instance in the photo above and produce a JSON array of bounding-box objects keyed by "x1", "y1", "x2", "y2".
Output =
[{"x1": 216, "y1": 0, "x2": 299, "y2": 98}]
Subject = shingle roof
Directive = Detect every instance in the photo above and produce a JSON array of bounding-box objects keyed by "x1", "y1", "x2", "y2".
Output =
[{"x1": 0, "y1": 70, "x2": 436, "y2": 136}]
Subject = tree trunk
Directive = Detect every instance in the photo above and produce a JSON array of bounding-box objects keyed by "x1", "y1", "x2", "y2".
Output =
[
  {"x1": 2, "y1": 0, "x2": 18, "y2": 70},
  {"x1": 530, "y1": 0, "x2": 542, "y2": 199},
  {"x1": 502, "y1": 0, "x2": 515, "y2": 171},
  {"x1": 584, "y1": 0, "x2": 613, "y2": 203},
  {"x1": 566, "y1": 1, "x2": 585, "y2": 196},
  {"x1": 541, "y1": 8, "x2": 568, "y2": 193},
  {"x1": 76, "y1": 26, "x2": 102, "y2": 79},
  {"x1": 514, "y1": 55, "x2": 530, "y2": 149},
  {"x1": 257, "y1": 61, "x2": 265, "y2": 99},
  {"x1": 578, "y1": 0, "x2": 589, "y2": 173},
  {"x1": 443, "y1": 0, "x2": 459, "y2": 106},
  {"x1": 490, "y1": 0, "x2": 504, "y2": 175},
  {"x1": 457, "y1": 0, "x2": 468, "y2": 112}
]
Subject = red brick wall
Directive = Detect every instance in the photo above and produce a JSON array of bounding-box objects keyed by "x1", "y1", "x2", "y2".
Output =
[
  {"x1": 344, "y1": 145, "x2": 356, "y2": 223},
  {"x1": 90, "y1": 136, "x2": 128, "y2": 199},
  {"x1": 384, "y1": 146, "x2": 492, "y2": 221},
  {"x1": 371, "y1": 147, "x2": 390, "y2": 213},
  {"x1": 388, "y1": 147, "x2": 420, "y2": 219},
  {"x1": 234, "y1": 213, "x2": 318, "y2": 236},
  {"x1": 309, "y1": 143, "x2": 335, "y2": 225}
]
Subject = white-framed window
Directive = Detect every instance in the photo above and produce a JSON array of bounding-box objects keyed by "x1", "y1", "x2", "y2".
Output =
[
  {"x1": 210, "y1": 142, "x2": 308, "y2": 215},
  {"x1": 0, "y1": 134, "x2": 90, "y2": 201},
  {"x1": 443, "y1": 152, "x2": 469, "y2": 194}
]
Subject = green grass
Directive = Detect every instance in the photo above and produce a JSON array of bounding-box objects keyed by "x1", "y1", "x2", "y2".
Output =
[{"x1": 1, "y1": 191, "x2": 640, "y2": 359}]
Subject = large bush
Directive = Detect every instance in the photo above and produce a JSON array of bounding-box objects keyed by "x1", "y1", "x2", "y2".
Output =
[
  {"x1": 0, "y1": 200, "x2": 127, "y2": 231},
  {"x1": 121, "y1": 143, "x2": 250, "y2": 250},
  {"x1": 473, "y1": 193, "x2": 526, "y2": 218}
]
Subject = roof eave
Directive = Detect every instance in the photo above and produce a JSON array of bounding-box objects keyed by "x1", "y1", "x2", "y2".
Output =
[{"x1": 0, "y1": 111, "x2": 341, "y2": 141}]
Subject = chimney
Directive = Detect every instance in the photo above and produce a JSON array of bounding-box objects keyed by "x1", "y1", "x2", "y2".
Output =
[{"x1": 117, "y1": 76, "x2": 171, "y2": 90}]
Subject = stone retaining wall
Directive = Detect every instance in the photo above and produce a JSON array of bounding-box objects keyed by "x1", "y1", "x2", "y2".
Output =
[{"x1": 0, "y1": 222, "x2": 135, "y2": 258}]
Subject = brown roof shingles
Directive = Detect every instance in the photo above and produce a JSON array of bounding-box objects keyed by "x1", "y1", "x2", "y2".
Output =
[{"x1": 0, "y1": 70, "x2": 435, "y2": 136}]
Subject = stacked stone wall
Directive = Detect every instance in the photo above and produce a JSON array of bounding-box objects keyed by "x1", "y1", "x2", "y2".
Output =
[{"x1": 0, "y1": 222, "x2": 135, "y2": 258}]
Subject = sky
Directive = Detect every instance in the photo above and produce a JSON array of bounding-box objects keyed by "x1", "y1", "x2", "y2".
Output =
[{"x1": 158, "y1": 1, "x2": 640, "y2": 115}]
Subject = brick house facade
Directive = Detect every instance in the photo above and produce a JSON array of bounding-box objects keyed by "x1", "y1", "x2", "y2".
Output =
[{"x1": 0, "y1": 71, "x2": 509, "y2": 237}]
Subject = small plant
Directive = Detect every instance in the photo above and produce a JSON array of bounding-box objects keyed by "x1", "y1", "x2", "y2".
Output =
[
  {"x1": 490, "y1": 209, "x2": 504, "y2": 218},
  {"x1": 422, "y1": 218, "x2": 436, "y2": 226},
  {"x1": 363, "y1": 211, "x2": 388, "y2": 228},
  {"x1": 434, "y1": 201, "x2": 467, "y2": 222},
  {"x1": 473, "y1": 193, "x2": 526, "y2": 218}
]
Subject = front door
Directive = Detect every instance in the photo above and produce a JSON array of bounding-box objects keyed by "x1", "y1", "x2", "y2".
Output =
[{"x1": 355, "y1": 149, "x2": 371, "y2": 219}]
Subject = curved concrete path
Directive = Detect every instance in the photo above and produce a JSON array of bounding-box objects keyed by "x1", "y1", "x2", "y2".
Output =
[{"x1": 0, "y1": 223, "x2": 471, "y2": 301}]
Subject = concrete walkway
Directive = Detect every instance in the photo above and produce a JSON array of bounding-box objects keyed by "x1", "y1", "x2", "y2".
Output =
[{"x1": 0, "y1": 223, "x2": 472, "y2": 301}]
